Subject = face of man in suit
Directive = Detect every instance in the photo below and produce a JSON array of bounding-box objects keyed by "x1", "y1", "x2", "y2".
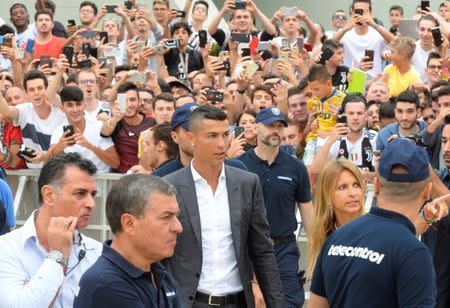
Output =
[{"x1": 188, "y1": 118, "x2": 230, "y2": 167}]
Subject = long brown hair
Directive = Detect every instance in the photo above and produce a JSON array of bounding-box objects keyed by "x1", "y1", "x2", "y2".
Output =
[{"x1": 307, "y1": 159, "x2": 365, "y2": 279}]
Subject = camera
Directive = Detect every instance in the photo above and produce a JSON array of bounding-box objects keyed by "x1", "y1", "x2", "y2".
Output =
[{"x1": 405, "y1": 134, "x2": 425, "y2": 147}]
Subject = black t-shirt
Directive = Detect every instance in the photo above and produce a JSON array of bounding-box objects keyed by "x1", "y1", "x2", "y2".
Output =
[
  {"x1": 332, "y1": 65, "x2": 349, "y2": 92},
  {"x1": 52, "y1": 21, "x2": 68, "y2": 38},
  {"x1": 164, "y1": 48, "x2": 204, "y2": 79}
]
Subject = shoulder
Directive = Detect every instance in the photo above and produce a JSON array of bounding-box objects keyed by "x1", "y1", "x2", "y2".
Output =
[
  {"x1": 163, "y1": 166, "x2": 190, "y2": 184},
  {"x1": 225, "y1": 165, "x2": 257, "y2": 182},
  {"x1": 224, "y1": 158, "x2": 248, "y2": 171}
]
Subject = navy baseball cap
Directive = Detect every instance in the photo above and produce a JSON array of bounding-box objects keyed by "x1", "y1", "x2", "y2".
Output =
[
  {"x1": 255, "y1": 108, "x2": 287, "y2": 127},
  {"x1": 170, "y1": 103, "x2": 199, "y2": 131},
  {"x1": 378, "y1": 138, "x2": 429, "y2": 182}
]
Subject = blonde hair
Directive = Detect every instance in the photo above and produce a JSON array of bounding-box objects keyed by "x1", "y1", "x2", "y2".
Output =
[
  {"x1": 389, "y1": 36, "x2": 416, "y2": 59},
  {"x1": 307, "y1": 159, "x2": 365, "y2": 279}
]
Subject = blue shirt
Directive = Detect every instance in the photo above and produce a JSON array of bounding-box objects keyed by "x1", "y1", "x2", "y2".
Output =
[
  {"x1": 153, "y1": 155, "x2": 248, "y2": 177},
  {"x1": 311, "y1": 207, "x2": 436, "y2": 308},
  {"x1": 237, "y1": 149, "x2": 311, "y2": 238},
  {"x1": 376, "y1": 120, "x2": 427, "y2": 151},
  {"x1": 0, "y1": 178, "x2": 14, "y2": 230},
  {"x1": 74, "y1": 241, "x2": 182, "y2": 308}
]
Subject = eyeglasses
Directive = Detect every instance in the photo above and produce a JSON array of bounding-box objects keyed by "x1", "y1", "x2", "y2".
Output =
[
  {"x1": 334, "y1": 15, "x2": 347, "y2": 20},
  {"x1": 80, "y1": 9, "x2": 95, "y2": 14},
  {"x1": 79, "y1": 79, "x2": 96, "y2": 85}
]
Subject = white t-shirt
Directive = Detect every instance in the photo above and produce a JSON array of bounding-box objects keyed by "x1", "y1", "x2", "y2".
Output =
[
  {"x1": 411, "y1": 40, "x2": 435, "y2": 83},
  {"x1": 84, "y1": 100, "x2": 111, "y2": 122},
  {"x1": 329, "y1": 129, "x2": 378, "y2": 169},
  {"x1": 341, "y1": 27, "x2": 387, "y2": 79},
  {"x1": 13, "y1": 103, "x2": 66, "y2": 169},
  {"x1": 15, "y1": 26, "x2": 36, "y2": 48},
  {"x1": 50, "y1": 118, "x2": 115, "y2": 173}
]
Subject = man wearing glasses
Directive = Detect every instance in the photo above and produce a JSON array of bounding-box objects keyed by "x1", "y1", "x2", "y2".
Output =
[{"x1": 325, "y1": 10, "x2": 347, "y2": 38}]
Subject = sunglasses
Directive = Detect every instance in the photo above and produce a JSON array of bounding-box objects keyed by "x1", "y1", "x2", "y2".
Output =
[{"x1": 334, "y1": 15, "x2": 347, "y2": 20}]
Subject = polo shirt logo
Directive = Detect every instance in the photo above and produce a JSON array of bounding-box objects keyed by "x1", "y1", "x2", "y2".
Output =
[
  {"x1": 327, "y1": 244, "x2": 385, "y2": 265},
  {"x1": 277, "y1": 176, "x2": 292, "y2": 181},
  {"x1": 166, "y1": 291, "x2": 176, "y2": 297}
]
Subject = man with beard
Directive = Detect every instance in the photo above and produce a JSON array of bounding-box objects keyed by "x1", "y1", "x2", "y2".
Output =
[
  {"x1": 153, "y1": 103, "x2": 246, "y2": 177},
  {"x1": 33, "y1": 9, "x2": 65, "y2": 59},
  {"x1": 376, "y1": 90, "x2": 427, "y2": 151},
  {"x1": 237, "y1": 107, "x2": 313, "y2": 308},
  {"x1": 101, "y1": 82, "x2": 156, "y2": 173}
]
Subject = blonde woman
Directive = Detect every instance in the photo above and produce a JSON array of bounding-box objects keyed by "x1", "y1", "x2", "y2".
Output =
[{"x1": 307, "y1": 159, "x2": 365, "y2": 278}]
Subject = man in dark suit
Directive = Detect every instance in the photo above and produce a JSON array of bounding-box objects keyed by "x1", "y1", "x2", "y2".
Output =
[{"x1": 164, "y1": 105, "x2": 284, "y2": 308}]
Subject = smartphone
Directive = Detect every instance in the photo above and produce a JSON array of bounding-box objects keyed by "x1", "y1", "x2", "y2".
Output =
[
  {"x1": 257, "y1": 41, "x2": 271, "y2": 51},
  {"x1": 117, "y1": 93, "x2": 127, "y2": 113},
  {"x1": 164, "y1": 39, "x2": 180, "y2": 49},
  {"x1": 90, "y1": 47, "x2": 98, "y2": 58},
  {"x1": 81, "y1": 30, "x2": 97, "y2": 39},
  {"x1": 279, "y1": 51, "x2": 290, "y2": 63},
  {"x1": 103, "y1": 44, "x2": 120, "y2": 57},
  {"x1": 25, "y1": 39, "x2": 35, "y2": 53},
  {"x1": 431, "y1": 27, "x2": 443, "y2": 47},
  {"x1": 106, "y1": 5, "x2": 118, "y2": 13},
  {"x1": 124, "y1": 1, "x2": 133, "y2": 10},
  {"x1": 222, "y1": 60, "x2": 230, "y2": 71},
  {"x1": 296, "y1": 38, "x2": 304, "y2": 51},
  {"x1": 354, "y1": 8, "x2": 364, "y2": 16},
  {"x1": 281, "y1": 38, "x2": 290, "y2": 47},
  {"x1": 63, "y1": 125, "x2": 75, "y2": 137},
  {"x1": 40, "y1": 55, "x2": 53, "y2": 68},
  {"x1": 231, "y1": 32, "x2": 251, "y2": 43},
  {"x1": 241, "y1": 47, "x2": 251, "y2": 57},
  {"x1": 129, "y1": 73, "x2": 148, "y2": 83},
  {"x1": 68, "y1": 19, "x2": 76, "y2": 27},
  {"x1": 282, "y1": 7, "x2": 297, "y2": 17},
  {"x1": 198, "y1": 30, "x2": 207, "y2": 48},
  {"x1": 234, "y1": 1, "x2": 247, "y2": 10},
  {"x1": 234, "y1": 126, "x2": 245, "y2": 138},
  {"x1": 82, "y1": 42, "x2": 91, "y2": 56},
  {"x1": 364, "y1": 49, "x2": 374, "y2": 62},
  {"x1": 205, "y1": 89, "x2": 224, "y2": 102},
  {"x1": 319, "y1": 48, "x2": 334, "y2": 65},
  {"x1": 421, "y1": 1, "x2": 430, "y2": 11},
  {"x1": 98, "y1": 57, "x2": 108, "y2": 67},
  {"x1": 99, "y1": 31, "x2": 108, "y2": 44},
  {"x1": 3, "y1": 37, "x2": 12, "y2": 48},
  {"x1": 243, "y1": 61, "x2": 259, "y2": 79},
  {"x1": 18, "y1": 145, "x2": 36, "y2": 159},
  {"x1": 337, "y1": 113, "x2": 347, "y2": 125},
  {"x1": 63, "y1": 46, "x2": 74, "y2": 66},
  {"x1": 77, "y1": 59, "x2": 93, "y2": 69},
  {"x1": 175, "y1": 10, "x2": 186, "y2": 17}
]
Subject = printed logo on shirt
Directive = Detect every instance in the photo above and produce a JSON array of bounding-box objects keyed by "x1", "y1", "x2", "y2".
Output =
[
  {"x1": 166, "y1": 291, "x2": 176, "y2": 297},
  {"x1": 327, "y1": 244, "x2": 385, "y2": 264}
]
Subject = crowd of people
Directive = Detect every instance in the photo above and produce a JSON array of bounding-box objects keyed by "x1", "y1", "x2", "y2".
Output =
[{"x1": 0, "y1": 0, "x2": 449, "y2": 307}]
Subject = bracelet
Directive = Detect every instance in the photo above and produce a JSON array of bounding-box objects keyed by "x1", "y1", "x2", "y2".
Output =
[{"x1": 106, "y1": 119, "x2": 115, "y2": 129}]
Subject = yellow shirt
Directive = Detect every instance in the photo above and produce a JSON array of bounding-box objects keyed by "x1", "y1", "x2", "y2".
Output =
[
  {"x1": 306, "y1": 88, "x2": 346, "y2": 142},
  {"x1": 383, "y1": 64, "x2": 421, "y2": 97}
]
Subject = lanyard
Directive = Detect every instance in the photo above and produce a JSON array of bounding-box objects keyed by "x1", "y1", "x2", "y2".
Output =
[{"x1": 178, "y1": 52, "x2": 189, "y2": 75}]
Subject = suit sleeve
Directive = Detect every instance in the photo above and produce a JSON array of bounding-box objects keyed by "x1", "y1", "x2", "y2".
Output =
[{"x1": 247, "y1": 174, "x2": 284, "y2": 307}]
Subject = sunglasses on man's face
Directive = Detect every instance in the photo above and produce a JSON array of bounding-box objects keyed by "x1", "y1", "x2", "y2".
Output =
[{"x1": 334, "y1": 15, "x2": 347, "y2": 20}]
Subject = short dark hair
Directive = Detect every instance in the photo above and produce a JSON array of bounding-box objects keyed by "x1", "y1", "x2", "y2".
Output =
[
  {"x1": 137, "y1": 87, "x2": 155, "y2": 97},
  {"x1": 118, "y1": 81, "x2": 139, "y2": 96},
  {"x1": 251, "y1": 84, "x2": 273, "y2": 102},
  {"x1": 351, "y1": 0, "x2": 372, "y2": 12},
  {"x1": 10, "y1": 3, "x2": 27, "y2": 16},
  {"x1": 106, "y1": 174, "x2": 176, "y2": 234},
  {"x1": 23, "y1": 70, "x2": 48, "y2": 91},
  {"x1": 189, "y1": 105, "x2": 227, "y2": 133},
  {"x1": 307, "y1": 64, "x2": 331, "y2": 82},
  {"x1": 152, "y1": 93, "x2": 175, "y2": 110},
  {"x1": 114, "y1": 64, "x2": 131, "y2": 75},
  {"x1": 437, "y1": 85, "x2": 450, "y2": 100},
  {"x1": 171, "y1": 22, "x2": 192, "y2": 36},
  {"x1": 0, "y1": 25, "x2": 15, "y2": 36},
  {"x1": 80, "y1": 1, "x2": 98, "y2": 15},
  {"x1": 379, "y1": 101, "x2": 396, "y2": 120},
  {"x1": 395, "y1": 90, "x2": 420, "y2": 109},
  {"x1": 193, "y1": 0, "x2": 209, "y2": 13},
  {"x1": 34, "y1": 9, "x2": 53, "y2": 22},
  {"x1": 322, "y1": 39, "x2": 343, "y2": 51},
  {"x1": 431, "y1": 80, "x2": 450, "y2": 95},
  {"x1": 418, "y1": 14, "x2": 439, "y2": 28},
  {"x1": 151, "y1": 124, "x2": 179, "y2": 160},
  {"x1": 38, "y1": 153, "x2": 97, "y2": 204},
  {"x1": 427, "y1": 51, "x2": 442, "y2": 66},
  {"x1": 60, "y1": 86, "x2": 83, "y2": 103},
  {"x1": 389, "y1": 5, "x2": 404, "y2": 15},
  {"x1": 342, "y1": 93, "x2": 367, "y2": 111}
]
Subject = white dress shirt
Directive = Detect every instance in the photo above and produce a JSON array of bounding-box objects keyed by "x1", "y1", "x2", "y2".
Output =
[
  {"x1": 0, "y1": 211, "x2": 102, "y2": 308},
  {"x1": 191, "y1": 162, "x2": 243, "y2": 295}
]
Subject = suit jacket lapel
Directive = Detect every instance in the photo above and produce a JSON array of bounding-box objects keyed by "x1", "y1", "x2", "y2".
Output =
[
  {"x1": 179, "y1": 165, "x2": 202, "y2": 246},
  {"x1": 226, "y1": 166, "x2": 242, "y2": 260}
]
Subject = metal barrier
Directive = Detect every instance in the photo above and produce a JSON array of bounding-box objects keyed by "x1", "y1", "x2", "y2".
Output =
[{"x1": 6, "y1": 170, "x2": 122, "y2": 243}]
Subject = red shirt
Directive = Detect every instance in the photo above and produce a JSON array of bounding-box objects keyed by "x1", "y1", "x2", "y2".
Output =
[
  {"x1": 1, "y1": 122, "x2": 26, "y2": 170},
  {"x1": 34, "y1": 35, "x2": 66, "y2": 59}
]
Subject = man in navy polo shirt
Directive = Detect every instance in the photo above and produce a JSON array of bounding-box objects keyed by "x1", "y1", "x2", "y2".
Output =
[
  {"x1": 153, "y1": 103, "x2": 246, "y2": 177},
  {"x1": 237, "y1": 107, "x2": 313, "y2": 308},
  {"x1": 74, "y1": 175, "x2": 183, "y2": 308},
  {"x1": 309, "y1": 138, "x2": 450, "y2": 308}
]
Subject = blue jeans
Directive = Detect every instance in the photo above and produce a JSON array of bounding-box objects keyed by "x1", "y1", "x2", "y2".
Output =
[{"x1": 274, "y1": 240, "x2": 304, "y2": 308}]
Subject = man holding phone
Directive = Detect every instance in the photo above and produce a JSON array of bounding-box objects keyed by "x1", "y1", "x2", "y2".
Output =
[{"x1": 332, "y1": 0, "x2": 395, "y2": 79}]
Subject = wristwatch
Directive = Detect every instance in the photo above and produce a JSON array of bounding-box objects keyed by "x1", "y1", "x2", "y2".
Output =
[{"x1": 48, "y1": 250, "x2": 68, "y2": 267}]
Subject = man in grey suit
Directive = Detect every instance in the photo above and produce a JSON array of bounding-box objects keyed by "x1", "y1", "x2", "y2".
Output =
[{"x1": 164, "y1": 105, "x2": 284, "y2": 308}]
